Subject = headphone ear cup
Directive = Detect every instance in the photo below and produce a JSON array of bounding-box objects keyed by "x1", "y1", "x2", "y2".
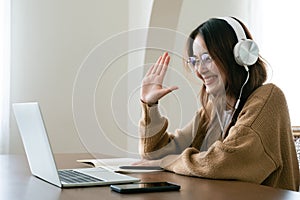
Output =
[{"x1": 234, "y1": 39, "x2": 259, "y2": 66}]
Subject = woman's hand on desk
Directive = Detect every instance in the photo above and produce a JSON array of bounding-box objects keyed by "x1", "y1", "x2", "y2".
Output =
[
  {"x1": 140, "y1": 52, "x2": 178, "y2": 105},
  {"x1": 132, "y1": 159, "x2": 162, "y2": 167}
]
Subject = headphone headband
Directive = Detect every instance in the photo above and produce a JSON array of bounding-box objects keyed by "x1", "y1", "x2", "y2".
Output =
[{"x1": 219, "y1": 17, "x2": 246, "y2": 41}]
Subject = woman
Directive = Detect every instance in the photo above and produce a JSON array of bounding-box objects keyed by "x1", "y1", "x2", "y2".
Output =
[{"x1": 137, "y1": 17, "x2": 299, "y2": 191}]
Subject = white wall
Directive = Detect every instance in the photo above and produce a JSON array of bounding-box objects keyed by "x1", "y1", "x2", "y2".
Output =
[
  {"x1": 126, "y1": 0, "x2": 154, "y2": 156},
  {"x1": 10, "y1": 0, "x2": 255, "y2": 155},
  {"x1": 250, "y1": 0, "x2": 300, "y2": 126},
  {"x1": 10, "y1": 0, "x2": 129, "y2": 154}
]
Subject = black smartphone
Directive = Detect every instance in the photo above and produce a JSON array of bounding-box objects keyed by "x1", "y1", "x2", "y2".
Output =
[{"x1": 110, "y1": 182, "x2": 181, "y2": 193}]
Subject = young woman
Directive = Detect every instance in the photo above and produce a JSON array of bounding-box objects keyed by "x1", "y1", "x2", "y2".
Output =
[{"x1": 137, "y1": 17, "x2": 299, "y2": 191}]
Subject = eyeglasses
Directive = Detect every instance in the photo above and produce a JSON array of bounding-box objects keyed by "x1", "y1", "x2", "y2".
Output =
[{"x1": 186, "y1": 53, "x2": 213, "y2": 71}]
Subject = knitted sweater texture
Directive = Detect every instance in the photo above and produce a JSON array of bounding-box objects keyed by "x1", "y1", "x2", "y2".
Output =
[{"x1": 139, "y1": 83, "x2": 299, "y2": 191}]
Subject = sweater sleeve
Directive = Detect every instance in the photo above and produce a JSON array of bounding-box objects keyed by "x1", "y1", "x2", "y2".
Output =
[
  {"x1": 139, "y1": 102, "x2": 202, "y2": 159},
  {"x1": 160, "y1": 125, "x2": 276, "y2": 185}
]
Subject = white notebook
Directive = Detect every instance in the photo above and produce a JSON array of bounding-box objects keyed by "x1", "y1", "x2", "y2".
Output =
[{"x1": 77, "y1": 157, "x2": 163, "y2": 173}]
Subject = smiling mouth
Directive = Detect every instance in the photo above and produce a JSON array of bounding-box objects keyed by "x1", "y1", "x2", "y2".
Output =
[{"x1": 204, "y1": 75, "x2": 217, "y2": 85}]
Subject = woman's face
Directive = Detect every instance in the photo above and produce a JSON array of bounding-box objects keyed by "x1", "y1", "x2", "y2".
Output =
[{"x1": 192, "y1": 35, "x2": 226, "y2": 95}]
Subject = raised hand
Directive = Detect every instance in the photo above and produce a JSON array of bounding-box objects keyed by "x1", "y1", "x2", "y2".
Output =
[{"x1": 140, "y1": 52, "x2": 178, "y2": 105}]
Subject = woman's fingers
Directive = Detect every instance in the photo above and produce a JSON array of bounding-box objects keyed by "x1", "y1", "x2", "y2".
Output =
[
  {"x1": 146, "y1": 56, "x2": 162, "y2": 76},
  {"x1": 131, "y1": 160, "x2": 146, "y2": 166},
  {"x1": 159, "y1": 53, "x2": 170, "y2": 78},
  {"x1": 156, "y1": 86, "x2": 179, "y2": 99},
  {"x1": 141, "y1": 52, "x2": 177, "y2": 104},
  {"x1": 156, "y1": 52, "x2": 169, "y2": 75},
  {"x1": 152, "y1": 54, "x2": 164, "y2": 74},
  {"x1": 131, "y1": 159, "x2": 162, "y2": 166},
  {"x1": 147, "y1": 52, "x2": 169, "y2": 76}
]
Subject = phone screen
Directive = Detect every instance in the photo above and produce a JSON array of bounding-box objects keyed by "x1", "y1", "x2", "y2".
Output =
[{"x1": 110, "y1": 182, "x2": 180, "y2": 193}]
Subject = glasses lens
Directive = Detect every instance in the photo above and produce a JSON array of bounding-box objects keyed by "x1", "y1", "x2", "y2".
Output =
[
  {"x1": 201, "y1": 53, "x2": 212, "y2": 68},
  {"x1": 188, "y1": 57, "x2": 196, "y2": 65},
  {"x1": 187, "y1": 57, "x2": 197, "y2": 71}
]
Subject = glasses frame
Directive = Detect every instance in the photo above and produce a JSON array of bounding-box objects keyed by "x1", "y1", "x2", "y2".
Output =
[{"x1": 186, "y1": 53, "x2": 213, "y2": 71}]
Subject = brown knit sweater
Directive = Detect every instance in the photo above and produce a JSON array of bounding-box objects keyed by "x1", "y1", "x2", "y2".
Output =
[{"x1": 139, "y1": 83, "x2": 299, "y2": 191}]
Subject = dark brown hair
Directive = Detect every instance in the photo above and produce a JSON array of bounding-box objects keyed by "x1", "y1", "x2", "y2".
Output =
[{"x1": 185, "y1": 17, "x2": 267, "y2": 128}]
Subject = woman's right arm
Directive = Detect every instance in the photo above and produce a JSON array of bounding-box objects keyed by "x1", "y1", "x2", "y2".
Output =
[
  {"x1": 139, "y1": 52, "x2": 180, "y2": 159},
  {"x1": 139, "y1": 100, "x2": 205, "y2": 160}
]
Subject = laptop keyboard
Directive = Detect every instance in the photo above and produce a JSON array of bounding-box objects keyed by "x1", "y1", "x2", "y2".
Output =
[{"x1": 58, "y1": 170, "x2": 103, "y2": 183}]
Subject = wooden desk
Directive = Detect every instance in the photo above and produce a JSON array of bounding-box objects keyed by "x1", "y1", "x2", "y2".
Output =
[{"x1": 1, "y1": 154, "x2": 300, "y2": 200}]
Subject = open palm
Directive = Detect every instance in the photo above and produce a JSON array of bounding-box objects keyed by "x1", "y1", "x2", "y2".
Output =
[{"x1": 141, "y1": 52, "x2": 178, "y2": 105}]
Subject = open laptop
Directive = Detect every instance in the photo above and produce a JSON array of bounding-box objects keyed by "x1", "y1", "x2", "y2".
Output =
[{"x1": 12, "y1": 102, "x2": 140, "y2": 188}]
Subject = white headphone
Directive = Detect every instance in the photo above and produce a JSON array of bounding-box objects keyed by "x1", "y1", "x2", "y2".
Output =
[
  {"x1": 219, "y1": 17, "x2": 259, "y2": 110},
  {"x1": 219, "y1": 17, "x2": 259, "y2": 69}
]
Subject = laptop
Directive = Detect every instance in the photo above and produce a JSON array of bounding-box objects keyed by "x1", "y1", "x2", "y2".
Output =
[{"x1": 12, "y1": 102, "x2": 140, "y2": 188}]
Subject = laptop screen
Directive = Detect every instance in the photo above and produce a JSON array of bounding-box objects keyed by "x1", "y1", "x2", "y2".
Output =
[{"x1": 13, "y1": 102, "x2": 62, "y2": 187}]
